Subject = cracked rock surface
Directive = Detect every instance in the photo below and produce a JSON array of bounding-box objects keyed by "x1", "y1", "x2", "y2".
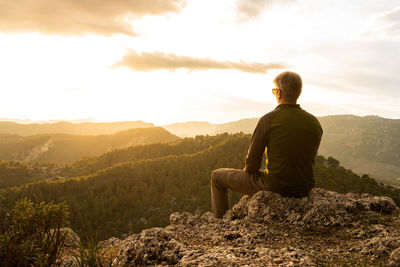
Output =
[{"x1": 67, "y1": 188, "x2": 400, "y2": 266}]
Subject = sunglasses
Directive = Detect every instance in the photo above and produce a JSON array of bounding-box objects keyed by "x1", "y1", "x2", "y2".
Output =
[{"x1": 272, "y1": 88, "x2": 279, "y2": 95}]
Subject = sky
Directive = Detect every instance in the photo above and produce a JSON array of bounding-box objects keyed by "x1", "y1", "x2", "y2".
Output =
[{"x1": 0, "y1": 0, "x2": 399, "y2": 125}]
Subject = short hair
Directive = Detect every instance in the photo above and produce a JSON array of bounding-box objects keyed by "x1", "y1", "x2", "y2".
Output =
[{"x1": 273, "y1": 71, "x2": 302, "y2": 102}]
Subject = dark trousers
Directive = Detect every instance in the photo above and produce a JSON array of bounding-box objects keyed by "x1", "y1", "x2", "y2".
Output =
[{"x1": 210, "y1": 168, "x2": 272, "y2": 218}]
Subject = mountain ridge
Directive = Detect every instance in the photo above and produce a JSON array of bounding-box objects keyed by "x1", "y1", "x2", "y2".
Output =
[
  {"x1": 162, "y1": 115, "x2": 400, "y2": 185},
  {"x1": 162, "y1": 114, "x2": 399, "y2": 137},
  {"x1": 1, "y1": 114, "x2": 399, "y2": 184},
  {"x1": 0, "y1": 127, "x2": 178, "y2": 163},
  {"x1": 0, "y1": 120, "x2": 154, "y2": 136}
]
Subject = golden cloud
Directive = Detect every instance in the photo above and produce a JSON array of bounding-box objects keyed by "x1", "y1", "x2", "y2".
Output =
[
  {"x1": 236, "y1": 0, "x2": 294, "y2": 21},
  {"x1": 0, "y1": 0, "x2": 186, "y2": 35},
  {"x1": 114, "y1": 50, "x2": 289, "y2": 74}
]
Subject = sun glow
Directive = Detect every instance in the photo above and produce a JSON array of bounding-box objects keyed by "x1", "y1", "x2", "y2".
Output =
[{"x1": 1, "y1": 0, "x2": 400, "y2": 124}]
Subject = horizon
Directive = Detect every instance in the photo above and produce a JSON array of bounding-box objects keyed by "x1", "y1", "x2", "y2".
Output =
[
  {"x1": 0, "y1": 112, "x2": 398, "y2": 127},
  {"x1": 1, "y1": 0, "x2": 399, "y2": 124}
]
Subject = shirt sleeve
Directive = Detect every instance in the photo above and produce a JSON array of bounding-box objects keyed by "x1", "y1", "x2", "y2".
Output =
[{"x1": 244, "y1": 118, "x2": 267, "y2": 174}]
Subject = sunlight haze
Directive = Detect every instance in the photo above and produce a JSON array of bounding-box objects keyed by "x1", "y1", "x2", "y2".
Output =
[{"x1": 0, "y1": 0, "x2": 399, "y2": 125}]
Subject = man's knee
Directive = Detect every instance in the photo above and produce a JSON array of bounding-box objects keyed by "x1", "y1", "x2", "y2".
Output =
[
  {"x1": 211, "y1": 168, "x2": 225, "y2": 183},
  {"x1": 212, "y1": 168, "x2": 232, "y2": 189}
]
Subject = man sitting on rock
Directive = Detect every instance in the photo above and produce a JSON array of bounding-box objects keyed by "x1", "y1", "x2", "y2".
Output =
[{"x1": 211, "y1": 71, "x2": 323, "y2": 218}]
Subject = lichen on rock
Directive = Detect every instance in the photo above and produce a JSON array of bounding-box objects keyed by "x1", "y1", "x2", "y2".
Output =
[
  {"x1": 224, "y1": 188, "x2": 399, "y2": 227},
  {"x1": 55, "y1": 227, "x2": 81, "y2": 267},
  {"x1": 388, "y1": 247, "x2": 400, "y2": 267},
  {"x1": 112, "y1": 228, "x2": 186, "y2": 266},
  {"x1": 63, "y1": 188, "x2": 400, "y2": 266}
]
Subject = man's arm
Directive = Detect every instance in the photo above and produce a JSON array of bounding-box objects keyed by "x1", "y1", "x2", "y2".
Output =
[{"x1": 244, "y1": 119, "x2": 267, "y2": 174}]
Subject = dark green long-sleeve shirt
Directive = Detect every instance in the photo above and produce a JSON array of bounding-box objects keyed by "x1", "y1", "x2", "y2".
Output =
[{"x1": 245, "y1": 104, "x2": 323, "y2": 197}]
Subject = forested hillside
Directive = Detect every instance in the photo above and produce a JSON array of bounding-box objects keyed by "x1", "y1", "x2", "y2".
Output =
[
  {"x1": 164, "y1": 115, "x2": 400, "y2": 185},
  {"x1": 0, "y1": 160, "x2": 63, "y2": 189},
  {"x1": 64, "y1": 134, "x2": 232, "y2": 178},
  {"x1": 0, "y1": 134, "x2": 230, "y2": 189},
  {"x1": 1, "y1": 134, "x2": 399, "y2": 242},
  {"x1": 0, "y1": 127, "x2": 178, "y2": 163},
  {"x1": 318, "y1": 115, "x2": 400, "y2": 185}
]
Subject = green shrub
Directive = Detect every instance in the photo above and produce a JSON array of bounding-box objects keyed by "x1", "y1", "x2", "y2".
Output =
[
  {"x1": 74, "y1": 236, "x2": 113, "y2": 267},
  {"x1": 0, "y1": 198, "x2": 69, "y2": 266}
]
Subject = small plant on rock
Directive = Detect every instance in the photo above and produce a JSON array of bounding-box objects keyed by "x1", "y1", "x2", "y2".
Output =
[
  {"x1": 0, "y1": 198, "x2": 69, "y2": 266},
  {"x1": 74, "y1": 236, "x2": 113, "y2": 267}
]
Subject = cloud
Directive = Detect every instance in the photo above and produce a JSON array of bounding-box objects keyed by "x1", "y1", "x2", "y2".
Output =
[
  {"x1": 379, "y1": 6, "x2": 400, "y2": 35},
  {"x1": 381, "y1": 6, "x2": 400, "y2": 22},
  {"x1": 113, "y1": 50, "x2": 288, "y2": 74},
  {"x1": 0, "y1": 0, "x2": 186, "y2": 35},
  {"x1": 236, "y1": 0, "x2": 294, "y2": 20}
]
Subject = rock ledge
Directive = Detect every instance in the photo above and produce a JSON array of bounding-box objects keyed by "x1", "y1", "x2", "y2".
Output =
[{"x1": 67, "y1": 188, "x2": 400, "y2": 266}]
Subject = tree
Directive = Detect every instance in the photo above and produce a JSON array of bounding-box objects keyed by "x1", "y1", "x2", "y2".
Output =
[{"x1": 327, "y1": 156, "x2": 340, "y2": 168}]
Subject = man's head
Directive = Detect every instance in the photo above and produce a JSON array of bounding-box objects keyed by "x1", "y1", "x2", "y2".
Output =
[{"x1": 273, "y1": 71, "x2": 302, "y2": 104}]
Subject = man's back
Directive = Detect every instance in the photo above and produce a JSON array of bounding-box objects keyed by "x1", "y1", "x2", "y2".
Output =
[
  {"x1": 211, "y1": 71, "x2": 322, "y2": 219},
  {"x1": 245, "y1": 104, "x2": 323, "y2": 197}
]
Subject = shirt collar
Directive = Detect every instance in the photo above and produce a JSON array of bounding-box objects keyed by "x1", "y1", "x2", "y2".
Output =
[{"x1": 275, "y1": 104, "x2": 300, "y2": 109}]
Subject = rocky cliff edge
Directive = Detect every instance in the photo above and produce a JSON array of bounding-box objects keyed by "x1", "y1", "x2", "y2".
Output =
[{"x1": 61, "y1": 188, "x2": 400, "y2": 266}]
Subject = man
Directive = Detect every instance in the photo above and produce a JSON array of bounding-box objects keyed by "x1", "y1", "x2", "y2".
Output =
[{"x1": 210, "y1": 71, "x2": 323, "y2": 219}]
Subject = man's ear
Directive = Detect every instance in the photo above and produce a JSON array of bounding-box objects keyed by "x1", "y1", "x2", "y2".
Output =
[{"x1": 278, "y1": 89, "x2": 282, "y2": 99}]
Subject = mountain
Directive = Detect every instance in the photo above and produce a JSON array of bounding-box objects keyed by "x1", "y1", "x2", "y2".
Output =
[
  {"x1": 0, "y1": 120, "x2": 154, "y2": 136},
  {"x1": 163, "y1": 115, "x2": 400, "y2": 186},
  {"x1": 214, "y1": 118, "x2": 257, "y2": 135},
  {"x1": 162, "y1": 119, "x2": 258, "y2": 137},
  {"x1": 162, "y1": 118, "x2": 257, "y2": 137},
  {"x1": 6, "y1": 114, "x2": 398, "y2": 185},
  {"x1": 162, "y1": 121, "x2": 217, "y2": 137},
  {"x1": 317, "y1": 115, "x2": 400, "y2": 185},
  {"x1": 0, "y1": 127, "x2": 179, "y2": 163},
  {"x1": 1, "y1": 134, "x2": 399, "y2": 242}
]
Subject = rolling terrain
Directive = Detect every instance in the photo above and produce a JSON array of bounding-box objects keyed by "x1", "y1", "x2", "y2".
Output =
[
  {"x1": 164, "y1": 115, "x2": 400, "y2": 185},
  {"x1": 1, "y1": 133, "x2": 399, "y2": 242},
  {"x1": 0, "y1": 120, "x2": 153, "y2": 136},
  {"x1": 0, "y1": 127, "x2": 178, "y2": 163},
  {"x1": 318, "y1": 115, "x2": 400, "y2": 185},
  {"x1": 1, "y1": 115, "x2": 399, "y2": 184}
]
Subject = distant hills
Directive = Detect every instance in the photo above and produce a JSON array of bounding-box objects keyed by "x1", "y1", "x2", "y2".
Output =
[
  {"x1": 0, "y1": 127, "x2": 178, "y2": 163},
  {"x1": 163, "y1": 118, "x2": 258, "y2": 137},
  {"x1": 1, "y1": 115, "x2": 399, "y2": 185},
  {"x1": 0, "y1": 120, "x2": 153, "y2": 136},
  {"x1": 318, "y1": 115, "x2": 400, "y2": 186},
  {"x1": 163, "y1": 115, "x2": 400, "y2": 185},
  {"x1": 163, "y1": 122, "x2": 217, "y2": 137}
]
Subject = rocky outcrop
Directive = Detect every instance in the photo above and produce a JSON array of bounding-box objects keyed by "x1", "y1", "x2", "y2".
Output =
[
  {"x1": 389, "y1": 247, "x2": 400, "y2": 267},
  {"x1": 67, "y1": 188, "x2": 400, "y2": 266},
  {"x1": 56, "y1": 228, "x2": 81, "y2": 267},
  {"x1": 225, "y1": 188, "x2": 399, "y2": 226},
  {"x1": 113, "y1": 228, "x2": 186, "y2": 266}
]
